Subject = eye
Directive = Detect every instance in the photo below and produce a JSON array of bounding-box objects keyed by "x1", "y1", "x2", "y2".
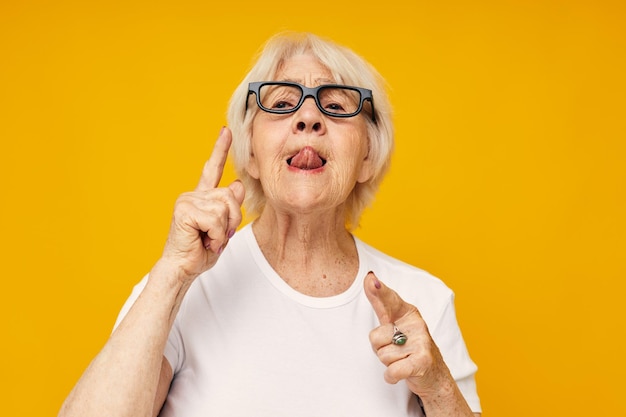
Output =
[
  {"x1": 319, "y1": 87, "x2": 359, "y2": 114},
  {"x1": 272, "y1": 99, "x2": 297, "y2": 110},
  {"x1": 325, "y1": 102, "x2": 345, "y2": 111},
  {"x1": 260, "y1": 85, "x2": 301, "y2": 111}
]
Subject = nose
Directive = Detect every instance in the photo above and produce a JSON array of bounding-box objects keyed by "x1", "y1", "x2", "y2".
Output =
[{"x1": 293, "y1": 96, "x2": 326, "y2": 134}]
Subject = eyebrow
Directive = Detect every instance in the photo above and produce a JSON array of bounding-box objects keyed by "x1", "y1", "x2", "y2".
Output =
[{"x1": 279, "y1": 77, "x2": 336, "y2": 86}]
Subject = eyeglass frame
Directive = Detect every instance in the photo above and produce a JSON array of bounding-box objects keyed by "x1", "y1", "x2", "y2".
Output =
[{"x1": 246, "y1": 81, "x2": 376, "y2": 123}]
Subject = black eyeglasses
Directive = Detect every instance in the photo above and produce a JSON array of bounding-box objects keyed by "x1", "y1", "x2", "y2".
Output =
[{"x1": 247, "y1": 81, "x2": 376, "y2": 122}]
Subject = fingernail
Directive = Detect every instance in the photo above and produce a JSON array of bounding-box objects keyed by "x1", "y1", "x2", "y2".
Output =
[
  {"x1": 227, "y1": 229, "x2": 235, "y2": 238},
  {"x1": 217, "y1": 244, "x2": 224, "y2": 255},
  {"x1": 219, "y1": 126, "x2": 226, "y2": 136},
  {"x1": 369, "y1": 271, "x2": 381, "y2": 289}
]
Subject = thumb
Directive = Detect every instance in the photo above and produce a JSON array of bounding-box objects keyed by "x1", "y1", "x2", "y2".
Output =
[
  {"x1": 364, "y1": 271, "x2": 416, "y2": 325},
  {"x1": 228, "y1": 179, "x2": 246, "y2": 206}
]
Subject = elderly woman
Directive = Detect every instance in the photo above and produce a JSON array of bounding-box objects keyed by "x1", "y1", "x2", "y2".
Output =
[{"x1": 59, "y1": 33, "x2": 481, "y2": 417}]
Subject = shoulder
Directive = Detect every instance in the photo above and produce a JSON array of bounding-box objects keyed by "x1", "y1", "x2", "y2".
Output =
[
  {"x1": 355, "y1": 237, "x2": 454, "y2": 319},
  {"x1": 356, "y1": 237, "x2": 451, "y2": 293}
]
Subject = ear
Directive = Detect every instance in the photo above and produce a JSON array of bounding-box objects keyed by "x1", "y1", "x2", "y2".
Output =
[
  {"x1": 246, "y1": 152, "x2": 260, "y2": 180},
  {"x1": 356, "y1": 128, "x2": 376, "y2": 183},
  {"x1": 357, "y1": 156, "x2": 374, "y2": 183}
]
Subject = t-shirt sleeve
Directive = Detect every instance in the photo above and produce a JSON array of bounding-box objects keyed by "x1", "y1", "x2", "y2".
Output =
[
  {"x1": 112, "y1": 274, "x2": 149, "y2": 330},
  {"x1": 430, "y1": 293, "x2": 482, "y2": 413}
]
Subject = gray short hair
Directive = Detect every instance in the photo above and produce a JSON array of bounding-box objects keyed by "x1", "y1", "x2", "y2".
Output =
[{"x1": 227, "y1": 32, "x2": 394, "y2": 229}]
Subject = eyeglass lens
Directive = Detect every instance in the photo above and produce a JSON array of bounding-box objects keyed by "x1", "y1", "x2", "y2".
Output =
[{"x1": 258, "y1": 84, "x2": 362, "y2": 115}]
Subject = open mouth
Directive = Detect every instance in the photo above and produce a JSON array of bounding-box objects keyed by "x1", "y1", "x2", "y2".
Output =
[{"x1": 286, "y1": 146, "x2": 327, "y2": 170}]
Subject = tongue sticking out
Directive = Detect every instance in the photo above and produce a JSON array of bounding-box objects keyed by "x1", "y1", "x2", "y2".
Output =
[{"x1": 288, "y1": 146, "x2": 325, "y2": 170}]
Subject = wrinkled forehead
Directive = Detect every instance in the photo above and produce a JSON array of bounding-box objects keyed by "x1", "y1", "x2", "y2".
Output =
[{"x1": 271, "y1": 53, "x2": 345, "y2": 86}]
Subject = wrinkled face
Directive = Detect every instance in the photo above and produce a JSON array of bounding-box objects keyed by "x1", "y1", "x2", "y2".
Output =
[{"x1": 246, "y1": 53, "x2": 373, "y2": 216}]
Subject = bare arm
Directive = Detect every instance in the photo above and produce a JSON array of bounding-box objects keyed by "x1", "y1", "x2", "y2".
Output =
[
  {"x1": 58, "y1": 262, "x2": 187, "y2": 417},
  {"x1": 152, "y1": 357, "x2": 173, "y2": 417},
  {"x1": 58, "y1": 128, "x2": 245, "y2": 417}
]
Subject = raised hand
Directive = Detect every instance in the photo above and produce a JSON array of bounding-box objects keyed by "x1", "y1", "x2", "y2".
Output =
[
  {"x1": 364, "y1": 272, "x2": 456, "y2": 399},
  {"x1": 160, "y1": 127, "x2": 245, "y2": 280}
]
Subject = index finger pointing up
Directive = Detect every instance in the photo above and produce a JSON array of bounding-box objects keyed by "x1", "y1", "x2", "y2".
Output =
[
  {"x1": 196, "y1": 127, "x2": 233, "y2": 191},
  {"x1": 364, "y1": 272, "x2": 418, "y2": 325}
]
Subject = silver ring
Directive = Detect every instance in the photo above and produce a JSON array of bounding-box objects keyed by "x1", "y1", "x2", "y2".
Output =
[{"x1": 392, "y1": 324, "x2": 408, "y2": 345}]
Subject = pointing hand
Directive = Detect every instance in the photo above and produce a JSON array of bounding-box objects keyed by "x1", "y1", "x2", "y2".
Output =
[
  {"x1": 364, "y1": 272, "x2": 455, "y2": 398},
  {"x1": 161, "y1": 127, "x2": 245, "y2": 280}
]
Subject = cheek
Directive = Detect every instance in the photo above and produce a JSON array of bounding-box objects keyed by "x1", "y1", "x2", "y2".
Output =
[
  {"x1": 247, "y1": 145, "x2": 286, "y2": 184},
  {"x1": 343, "y1": 127, "x2": 370, "y2": 167},
  {"x1": 247, "y1": 120, "x2": 278, "y2": 180}
]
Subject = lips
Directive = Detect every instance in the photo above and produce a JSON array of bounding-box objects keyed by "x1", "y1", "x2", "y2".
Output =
[{"x1": 287, "y1": 146, "x2": 326, "y2": 170}]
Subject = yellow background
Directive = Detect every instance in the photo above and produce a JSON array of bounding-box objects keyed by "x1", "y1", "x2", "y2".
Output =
[{"x1": 1, "y1": 1, "x2": 624, "y2": 415}]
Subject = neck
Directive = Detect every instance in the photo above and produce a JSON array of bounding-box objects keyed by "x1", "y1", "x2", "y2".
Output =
[{"x1": 252, "y1": 205, "x2": 359, "y2": 297}]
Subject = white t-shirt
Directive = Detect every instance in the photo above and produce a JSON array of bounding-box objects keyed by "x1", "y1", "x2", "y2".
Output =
[{"x1": 116, "y1": 224, "x2": 481, "y2": 416}]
